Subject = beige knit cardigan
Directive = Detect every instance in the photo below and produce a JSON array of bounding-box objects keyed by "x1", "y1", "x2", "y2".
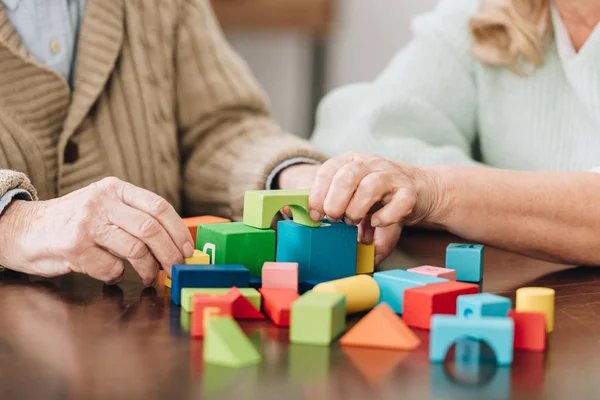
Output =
[{"x1": 0, "y1": 0, "x2": 325, "y2": 219}]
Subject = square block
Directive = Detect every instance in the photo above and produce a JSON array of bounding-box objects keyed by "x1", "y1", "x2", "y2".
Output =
[
  {"x1": 184, "y1": 249, "x2": 210, "y2": 265},
  {"x1": 508, "y1": 310, "x2": 546, "y2": 352},
  {"x1": 403, "y1": 281, "x2": 479, "y2": 330},
  {"x1": 407, "y1": 265, "x2": 456, "y2": 280},
  {"x1": 276, "y1": 220, "x2": 357, "y2": 282},
  {"x1": 373, "y1": 269, "x2": 447, "y2": 314},
  {"x1": 181, "y1": 288, "x2": 261, "y2": 312},
  {"x1": 184, "y1": 216, "x2": 231, "y2": 244},
  {"x1": 196, "y1": 222, "x2": 275, "y2": 278},
  {"x1": 290, "y1": 291, "x2": 346, "y2": 345},
  {"x1": 457, "y1": 293, "x2": 511, "y2": 318},
  {"x1": 190, "y1": 294, "x2": 233, "y2": 338},
  {"x1": 356, "y1": 241, "x2": 375, "y2": 274},
  {"x1": 171, "y1": 264, "x2": 249, "y2": 305},
  {"x1": 262, "y1": 262, "x2": 298, "y2": 291},
  {"x1": 446, "y1": 244, "x2": 484, "y2": 282},
  {"x1": 243, "y1": 189, "x2": 320, "y2": 229}
]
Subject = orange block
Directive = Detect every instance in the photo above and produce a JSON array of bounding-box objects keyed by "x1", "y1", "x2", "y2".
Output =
[
  {"x1": 259, "y1": 288, "x2": 299, "y2": 327},
  {"x1": 339, "y1": 304, "x2": 420, "y2": 350},
  {"x1": 184, "y1": 215, "x2": 231, "y2": 243}
]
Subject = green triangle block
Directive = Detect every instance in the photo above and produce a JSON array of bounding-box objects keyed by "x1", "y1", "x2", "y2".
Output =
[{"x1": 204, "y1": 316, "x2": 262, "y2": 368}]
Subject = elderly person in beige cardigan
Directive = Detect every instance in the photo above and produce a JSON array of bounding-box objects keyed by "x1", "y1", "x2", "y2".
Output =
[{"x1": 0, "y1": 0, "x2": 323, "y2": 285}]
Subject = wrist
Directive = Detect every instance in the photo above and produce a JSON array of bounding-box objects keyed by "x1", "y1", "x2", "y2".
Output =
[
  {"x1": 0, "y1": 200, "x2": 32, "y2": 270},
  {"x1": 414, "y1": 165, "x2": 454, "y2": 227}
]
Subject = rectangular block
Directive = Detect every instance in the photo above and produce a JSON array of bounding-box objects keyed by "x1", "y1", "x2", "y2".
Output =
[
  {"x1": 243, "y1": 189, "x2": 320, "y2": 229},
  {"x1": 407, "y1": 265, "x2": 456, "y2": 280},
  {"x1": 446, "y1": 243, "x2": 484, "y2": 282},
  {"x1": 191, "y1": 295, "x2": 233, "y2": 338},
  {"x1": 259, "y1": 288, "x2": 299, "y2": 326},
  {"x1": 184, "y1": 249, "x2": 210, "y2": 265},
  {"x1": 356, "y1": 241, "x2": 375, "y2": 274},
  {"x1": 171, "y1": 264, "x2": 249, "y2": 305},
  {"x1": 373, "y1": 269, "x2": 447, "y2": 314},
  {"x1": 184, "y1": 215, "x2": 231, "y2": 244},
  {"x1": 262, "y1": 262, "x2": 298, "y2": 291},
  {"x1": 196, "y1": 222, "x2": 275, "y2": 277},
  {"x1": 457, "y1": 293, "x2": 511, "y2": 318},
  {"x1": 181, "y1": 288, "x2": 260, "y2": 312},
  {"x1": 290, "y1": 291, "x2": 346, "y2": 345},
  {"x1": 276, "y1": 220, "x2": 358, "y2": 282},
  {"x1": 508, "y1": 310, "x2": 546, "y2": 352}
]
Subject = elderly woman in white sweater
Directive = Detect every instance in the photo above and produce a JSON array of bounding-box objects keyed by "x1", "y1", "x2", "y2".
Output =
[{"x1": 295, "y1": 0, "x2": 600, "y2": 266}]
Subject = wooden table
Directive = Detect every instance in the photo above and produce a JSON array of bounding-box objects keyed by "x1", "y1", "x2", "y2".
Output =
[{"x1": 1, "y1": 229, "x2": 599, "y2": 400}]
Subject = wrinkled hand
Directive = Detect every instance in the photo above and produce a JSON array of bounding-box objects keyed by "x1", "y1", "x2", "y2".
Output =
[{"x1": 0, "y1": 177, "x2": 194, "y2": 286}]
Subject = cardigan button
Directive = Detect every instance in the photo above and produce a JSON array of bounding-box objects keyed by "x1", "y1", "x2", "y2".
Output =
[{"x1": 64, "y1": 140, "x2": 79, "y2": 164}]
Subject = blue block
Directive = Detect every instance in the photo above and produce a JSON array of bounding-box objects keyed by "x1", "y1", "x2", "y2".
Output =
[
  {"x1": 430, "y1": 315, "x2": 514, "y2": 366},
  {"x1": 446, "y1": 244, "x2": 484, "y2": 282},
  {"x1": 276, "y1": 220, "x2": 357, "y2": 281},
  {"x1": 372, "y1": 269, "x2": 447, "y2": 313},
  {"x1": 170, "y1": 264, "x2": 249, "y2": 305},
  {"x1": 299, "y1": 280, "x2": 327, "y2": 294},
  {"x1": 249, "y1": 276, "x2": 262, "y2": 289},
  {"x1": 457, "y1": 293, "x2": 511, "y2": 318}
]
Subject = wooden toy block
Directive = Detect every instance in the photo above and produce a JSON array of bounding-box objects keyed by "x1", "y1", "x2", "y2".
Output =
[
  {"x1": 372, "y1": 269, "x2": 448, "y2": 313},
  {"x1": 227, "y1": 287, "x2": 265, "y2": 320},
  {"x1": 171, "y1": 264, "x2": 249, "y2": 305},
  {"x1": 407, "y1": 265, "x2": 456, "y2": 280},
  {"x1": 196, "y1": 222, "x2": 275, "y2": 277},
  {"x1": 445, "y1": 243, "x2": 484, "y2": 282},
  {"x1": 204, "y1": 316, "x2": 261, "y2": 367},
  {"x1": 299, "y1": 280, "x2": 326, "y2": 294},
  {"x1": 457, "y1": 293, "x2": 511, "y2": 318},
  {"x1": 516, "y1": 287, "x2": 555, "y2": 333},
  {"x1": 290, "y1": 291, "x2": 346, "y2": 345},
  {"x1": 356, "y1": 241, "x2": 375, "y2": 274},
  {"x1": 313, "y1": 275, "x2": 380, "y2": 314},
  {"x1": 261, "y1": 262, "x2": 298, "y2": 291},
  {"x1": 243, "y1": 189, "x2": 320, "y2": 229},
  {"x1": 403, "y1": 281, "x2": 479, "y2": 330},
  {"x1": 508, "y1": 310, "x2": 547, "y2": 351},
  {"x1": 249, "y1": 276, "x2": 262, "y2": 289},
  {"x1": 184, "y1": 249, "x2": 210, "y2": 265},
  {"x1": 259, "y1": 288, "x2": 299, "y2": 326},
  {"x1": 276, "y1": 220, "x2": 357, "y2": 282},
  {"x1": 184, "y1": 215, "x2": 231, "y2": 244},
  {"x1": 190, "y1": 295, "x2": 233, "y2": 338},
  {"x1": 429, "y1": 315, "x2": 514, "y2": 366},
  {"x1": 181, "y1": 287, "x2": 260, "y2": 312},
  {"x1": 165, "y1": 276, "x2": 172, "y2": 288},
  {"x1": 339, "y1": 303, "x2": 421, "y2": 350}
]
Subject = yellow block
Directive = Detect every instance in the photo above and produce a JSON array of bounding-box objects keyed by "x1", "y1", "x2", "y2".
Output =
[
  {"x1": 185, "y1": 249, "x2": 210, "y2": 265},
  {"x1": 165, "y1": 276, "x2": 172, "y2": 288},
  {"x1": 516, "y1": 287, "x2": 555, "y2": 333},
  {"x1": 356, "y1": 242, "x2": 375, "y2": 274},
  {"x1": 313, "y1": 275, "x2": 380, "y2": 314}
]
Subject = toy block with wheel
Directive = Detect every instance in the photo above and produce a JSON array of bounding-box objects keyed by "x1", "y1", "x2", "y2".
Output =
[
  {"x1": 372, "y1": 269, "x2": 448, "y2": 313},
  {"x1": 407, "y1": 265, "x2": 456, "y2": 280},
  {"x1": 356, "y1": 241, "x2": 375, "y2": 274},
  {"x1": 184, "y1": 215, "x2": 231, "y2": 244},
  {"x1": 171, "y1": 264, "x2": 249, "y2": 305},
  {"x1": 190, "y1": 294, "x2": 233, "y2": 338},
  {"x1": 204, "y1": 316, "x2": 261, "y2": 367},
  {"x1": 259, "y1": 288, "x2": 299, "y2": 326},
  {"x1": 429, "y1": 315, "x2": 514, "y2": 365},
  {"x1": 403, "y1": 281, "x2": 479, "y2": 330},
  {"x1": 181, "y1": 287, "x2": 261, "y2": 312},
  {"x1": 508, "y1": 310, "x2": 547, "y2": 351},
  {"x1": 516, "y1": 287, "x2": 555, "y2": 333},
  {"x1": 339, "y1": 303, "x2": 421, "y2": 350},
  {"x1": 290, "y1": 291, "x2": 346, "y2": 346},
  {"x1": 313, "y1": 275, "x2": 380, "y2": 314},
  {"x1": 243, "y1": 189, "x2": 320, "y2": 229},
  {"x1": 276, "y1": 220, "x2": 358, "y2": 281},
  {"x1": 227, "y1": 287, "x2": 265, "y2": 320},
  {"x1": 457, "y1": 293, "x2": 511, "y2": 318},
  {"x1": 445, "y1": 244, "x2": 484, "y2": 282},
  {"x1": 196, "y1": 222, "x2": 275, "y2": 277},
  {"x1": 261, "y1": 262, "x2": 298, "y2": 291}
]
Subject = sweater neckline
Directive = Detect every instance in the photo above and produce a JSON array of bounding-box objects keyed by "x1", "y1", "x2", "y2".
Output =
[{"x1": 550, "y1": 2, "x2": 600, "y2": 63}]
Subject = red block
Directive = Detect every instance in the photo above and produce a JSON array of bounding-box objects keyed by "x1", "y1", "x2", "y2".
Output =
[
  {"x1": 227, "y1": 287, "x2": 265, "y2": 320},
  {"x1": 403, "y1": 281, "x2": 479, "y2": 330},
  {"x1": 259, "y1": 288, "x2": 299, "y2": 327},
  {"x1": 190, "y1": 294, "x2": 233, "y2": 339},
  {"x1": 508, "y1": 309, "x2": 546, "y2": 352}
]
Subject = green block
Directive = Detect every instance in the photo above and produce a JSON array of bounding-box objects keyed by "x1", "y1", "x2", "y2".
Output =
[
  {"x1": 196, "y1": 222, "x2": 275, "y2": 278},
  {"x1": 243, "y1": 189, "x2": 321, "y2": 229},
  {"x1": 204, "y1": 316, "x2": 262, "y2": 368},
  {"x1": 288, "y1": 344, "x2": 331, "y2": 382},
  {"x1": 290, "y1": 291, "x2": 346, "y2": 346},
  {"x1": 181, "y1": 288, "x2": 261, "y2": 312},
  {"x1": 180, "y1": 309, "x2": 190, "y2": 332}
]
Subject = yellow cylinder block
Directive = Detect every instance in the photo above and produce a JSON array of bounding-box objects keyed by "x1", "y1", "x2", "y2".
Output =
[
  {"x1": 313, "y1": 275, "x2": 380, "y2": 314},
  {"x1": 516, "y1": 287, "x2": 555, "y2": 333}
]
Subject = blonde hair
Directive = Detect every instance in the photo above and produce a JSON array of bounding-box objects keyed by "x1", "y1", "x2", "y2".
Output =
[{"x1": 469, "y1": 0, "x2": 552, "y2": 74}]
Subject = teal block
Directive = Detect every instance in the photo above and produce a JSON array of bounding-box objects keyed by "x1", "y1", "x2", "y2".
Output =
[
  {"x1": 430, "y1": 315, "x2": 514, "y2": 366},
  {"x1": 457, "y1": 293, "x2": 511, "y2": 318},
  {"x1": 446, "y1": 244, "x2": 484, "y2": 282},
  {"x1": 372, "y1": 269, "x2": 447, "y2": 313},
  {"x1": 243, "y1": 189, "x2": 321, "y2": 229}
]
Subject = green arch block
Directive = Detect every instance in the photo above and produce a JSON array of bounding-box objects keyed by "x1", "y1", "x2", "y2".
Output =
[{"x1": 243, "y1": 190, "x2": 321, "y2": 229}]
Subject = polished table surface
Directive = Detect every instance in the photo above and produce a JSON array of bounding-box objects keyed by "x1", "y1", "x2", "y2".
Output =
[{"x1": 1, "y1": 229, "x2": 599, "y2": 400}]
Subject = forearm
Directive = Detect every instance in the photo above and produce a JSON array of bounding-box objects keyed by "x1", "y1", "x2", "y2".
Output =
[{"x1": 428, "y1": 166, "x2": 600, "y2": 265}]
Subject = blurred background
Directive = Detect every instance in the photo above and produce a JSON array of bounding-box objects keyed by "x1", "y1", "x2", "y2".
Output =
[{"x1": 211, "y1": 0, "x2": 438, "y2": 138}]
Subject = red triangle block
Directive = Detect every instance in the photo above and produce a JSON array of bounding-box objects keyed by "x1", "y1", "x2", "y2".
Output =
[
  {"x1": 259, "y1": 288, "x2": 299, "y2": 327},
  {"x1": 227, "y1": 287, "x2": 265, "y2": 320}
]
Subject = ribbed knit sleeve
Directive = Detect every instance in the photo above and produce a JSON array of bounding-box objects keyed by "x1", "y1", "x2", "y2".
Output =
[
  {"x1": 175, "y1": 0, "x2": 327, "y2": 220},
  {"x1": 0, "y1": 170, "x2": 38, "y2": 201},
  {"x1": 311, "y1": 0, "x2": 482, "y2": 166}
]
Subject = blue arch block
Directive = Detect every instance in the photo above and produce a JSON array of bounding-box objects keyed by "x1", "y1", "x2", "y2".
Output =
[{"x1": 430, "y1": 315, "x2": 514, "y2": 366}]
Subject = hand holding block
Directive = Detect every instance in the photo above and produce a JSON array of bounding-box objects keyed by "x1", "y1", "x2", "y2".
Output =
[
  {"x1": 445, "y1": 244, "x2": 484, "y2": 282},
  {"x1": 407, "y1": 265, "x2": 456, "y2": 280},
  {"x1": 184, "y1": 216, "x2": 231, "y2": 244},
  {"x1": 373, "y1": 269, "x2": 448, "y2": 313},
  {"x1": 313, "y1": 275, "x2": 380, "y2": 314},
  {"x1": 516, "y1": 287, "x2": 555, "y2": 333},
  {"x1": 403, "y1": 281, "x2": 479, "y2": 330},
  {"x1": 457, "y1": 293, "x2": 511, "y2": 318},
  {"x1": 243, "y1": 189, "x2": 320, "y2": 229},
  {"x1": 261, "y1": 262, "x2": 298, "y2": 291},
  {"x1": 290, "y1": 291, "x2": 346, "y2": 345},
  {"x1": 356, "y1": 242, "x2": 375, "y2": 274},
  {"x1": 171, "y1": 264, "x2": 249, "y2": 305},
  {"x1": 259, "y1": 288, "x2": 299, "y2": 326},
  {"x1": 181, "y1": 288, "x2": 260, "y2": 312},
  {"x1": 190, "y1": 294, "x2": 233, "y2": 338},
  {"x1": 508, "y1": 310, "x2": 546, "y2": 352},
  {"x1": 204, "y1": 316, "x2": 261, "y2": 368}
]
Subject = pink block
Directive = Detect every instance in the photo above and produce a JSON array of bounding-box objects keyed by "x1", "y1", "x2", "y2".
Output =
[
  {"x1": 407, "y1": 265, "x2": 456, "y2": 280},
  {"x1": 262, "y1": 262, "x2": 299, "y2": 291}
]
